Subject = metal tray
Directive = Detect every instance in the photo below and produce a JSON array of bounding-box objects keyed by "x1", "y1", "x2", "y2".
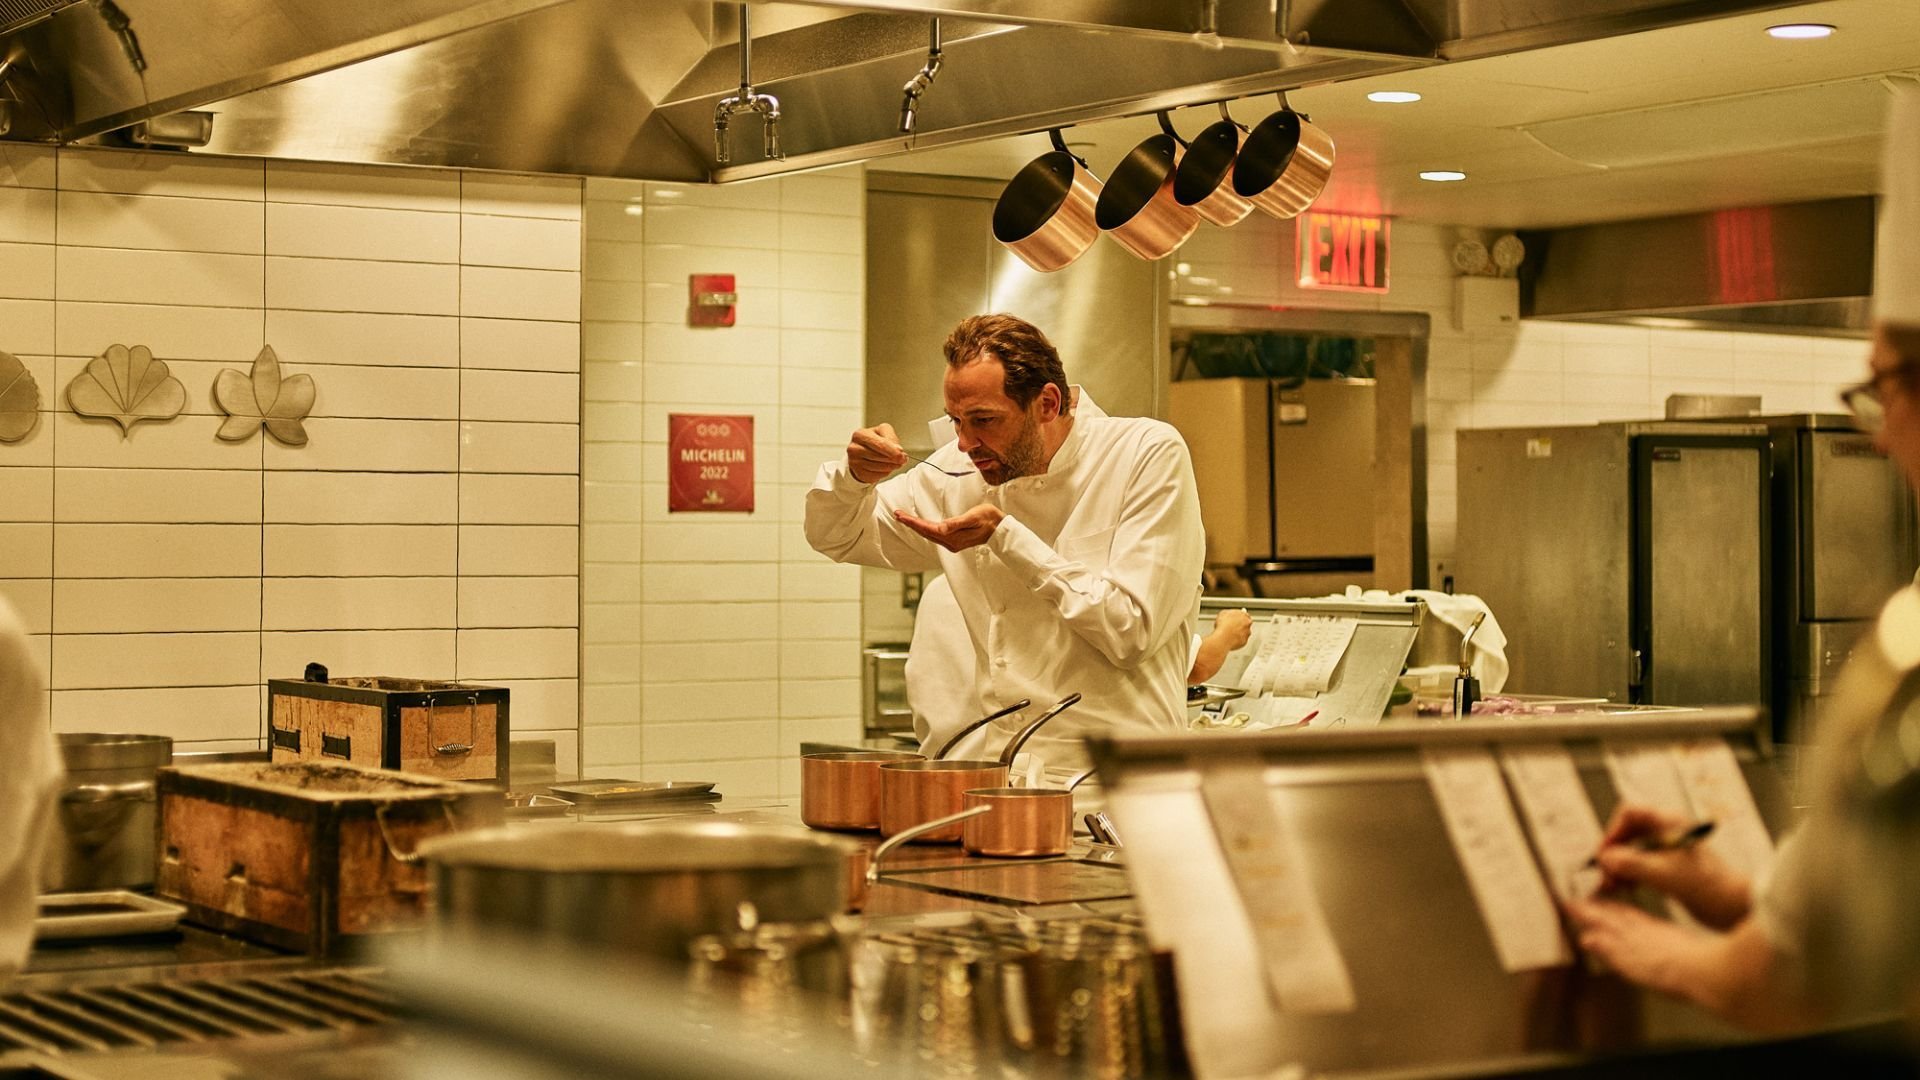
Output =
[
  {"x1": 33, "y1": 890, "x2": 187, "y2": 942},
  {"x1": 548, "y1": 779, "x2": 716, "y2": 805}
]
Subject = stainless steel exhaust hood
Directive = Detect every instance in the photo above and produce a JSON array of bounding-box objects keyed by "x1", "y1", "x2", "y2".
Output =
[
  {"x1": 0, "y1": 0, "x2": 1818, "y2": 183},
  {"x1": 1521, "y1": 197, "x2": 1876, "y2": 338}
]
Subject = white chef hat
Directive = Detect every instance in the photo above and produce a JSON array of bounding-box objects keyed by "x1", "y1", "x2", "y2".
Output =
[{"x1": 1876, "y1": 83, "x2": 1920, "y2": 328}]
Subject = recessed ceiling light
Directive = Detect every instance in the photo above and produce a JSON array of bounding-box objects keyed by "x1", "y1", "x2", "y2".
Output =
[
  {"x1": 1766, "y1": 23, "x2": 1835, "y2": 39},
  {"x1": 1420, "y1": 170, "x2": 1467, "y2": 182},
  {"x1": 1367, "y1": 91, "x2": 1422, "y2": 104}
]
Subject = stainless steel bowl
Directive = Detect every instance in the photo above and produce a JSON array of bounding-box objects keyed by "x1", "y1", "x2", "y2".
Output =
[{"x1": 420, "y1": 821, "x2": 855, "y2": 962}]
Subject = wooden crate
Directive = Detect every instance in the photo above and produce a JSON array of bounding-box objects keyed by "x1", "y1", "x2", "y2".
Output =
[
  {"x1": 156, "y1": 762, "x2": 502, "y2": 954},
  {"x1": 268, "y1": 676, "x2": 510, "y2": 784}
]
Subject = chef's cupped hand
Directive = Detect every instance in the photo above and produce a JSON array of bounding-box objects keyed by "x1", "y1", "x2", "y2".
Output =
[
  {"x1": 847, "y1": 423, "x2": 909, "y2": 483},
  {"x1": 896, "y1": 505, "x2": 1005, "y2": 552}
]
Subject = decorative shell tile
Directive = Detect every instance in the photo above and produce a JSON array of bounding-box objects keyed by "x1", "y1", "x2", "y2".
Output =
[
  {"x1": 214, "y1": 345, "x2": 314, "y2": 446},
  {"x1": 0, "y1": 350, "x2": 40, "y2": 443},
  {"x1": 67, "y1": 344, "x2": 186, "y2": 436}
]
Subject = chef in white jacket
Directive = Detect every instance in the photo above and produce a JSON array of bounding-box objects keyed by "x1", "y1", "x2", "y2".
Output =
[
  {"x1": 807, "y1": 313, "x2": 1204, "y2": 768},
  {"x1": 0, "y1": 595, "x2": 60, "y2": 981}
]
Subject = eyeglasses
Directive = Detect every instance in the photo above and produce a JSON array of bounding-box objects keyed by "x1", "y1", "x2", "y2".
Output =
[{"x1": 1840, "y1": 380, "x2": 1885, "y2": 434}]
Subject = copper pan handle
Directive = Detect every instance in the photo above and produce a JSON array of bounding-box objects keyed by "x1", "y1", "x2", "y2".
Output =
[
  {"x1": 867, "y1": 805, "x2": 991, "y2": 885},
  {"x1": 1048, "y1": 128, "x2": 1088, "y2": 170},
  {"x1": 1156, "y1": 111, "x2": 1187, "y2": 147},
  {"x1": 933, "y1": 698, "x2": 1032, "y2": 760},
  {"x1": 998, "y1": 692, "x2": 1083, "y2": 768}
]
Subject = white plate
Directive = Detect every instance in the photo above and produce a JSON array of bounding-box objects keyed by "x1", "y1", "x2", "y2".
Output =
[{"x1": 34, "y1": 891, "x2": 187, "y2": 941}]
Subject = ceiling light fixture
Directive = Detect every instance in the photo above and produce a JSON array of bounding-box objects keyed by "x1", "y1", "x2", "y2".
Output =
[
  {"x1": 1367, "y1": 91, "x2": 1422, "y2": 104},
  {"x1": 1420, "y1": 170, "x2": 1467, "y2": 182},
  {"x1": 1765, "y1": 23, "x2": 1835, "y2": 39}
]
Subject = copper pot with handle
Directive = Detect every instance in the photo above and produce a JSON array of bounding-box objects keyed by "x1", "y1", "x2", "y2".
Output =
[
  {"x1": 876, "y1": 693, "x2": 1082, "y2": 843},
  {"x1": 1231, "y1": 92, "x2": 1335, "y2": 220},
  {"x1": 799, "y1": 699, "x2": 1029, "y2": 831},
  {"x1": 960, "y1": 768, "x2": 1096, "y2": 858},
  {"x1": 1172, "y1": 102, "x2": 1255, "y2": 227},
  {"x1": 993, "y1": 130, "x2": 1103, "y2": 273},
  {"x1": 1095, "y1": 112, "x2": 1199, "y2": 261}
]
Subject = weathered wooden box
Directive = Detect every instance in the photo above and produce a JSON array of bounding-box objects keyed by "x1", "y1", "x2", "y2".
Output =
[
  {"x1": 268, "y1": 676, "x2": 510, "y2": 785},
  {"x1": 156, "y1": 762, "x2": 502, "y2": 954}
]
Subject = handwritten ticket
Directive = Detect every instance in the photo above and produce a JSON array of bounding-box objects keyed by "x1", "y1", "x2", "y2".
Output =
[
  {"x1": 1422, "y1": 747, "x2": 1572, "y2": 972},
  {"x1": 1672, "y1": 737, "x2": 1775, "y2": 879},
  {"x1": 1499, "y1": 744, "x2": 1606, "y2": 903},
  {"x1": 1198, "y1": 759, "x2": 1357, "y2": 1013},
  {"x1": 1234, "y1": 614, "x2": 1358, "y2": 698}
]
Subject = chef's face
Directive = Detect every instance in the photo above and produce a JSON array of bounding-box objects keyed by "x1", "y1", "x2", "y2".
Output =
[
  {"x1": 944, "y1": 356, "x2": 1054, "y2": 485},
  {"x1": 1867, "y1": 330, "x2": 1920, "y2": 495}
]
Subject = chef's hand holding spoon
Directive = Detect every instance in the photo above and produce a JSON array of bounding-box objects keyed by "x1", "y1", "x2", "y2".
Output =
[{"x1": 847, "y1": 423, "x2": 909, "y2": 483}]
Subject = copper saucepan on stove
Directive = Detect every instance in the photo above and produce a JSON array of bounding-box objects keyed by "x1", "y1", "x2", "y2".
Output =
[
  {"x1": 993, "y1": 129, "x2": 1103, "y2": 273},
  {"x1": 1231, "y1": 92, "x2": 1335, "y2": 220},
  {"x1": 800, "y1": 698, "x2": 1030, "y2": 831},
  {"x1": 876, "y1": 693, "x2": 1083, "y2": 843},
  {"x1": 1172, "y1": 102, "x2": 1256, "y2": 228},
  {"x1": 961, "y1": 768, "x2": 1097, "y2": 858},
  {"x1": 1095, "y1": 112, "x2": 1199, "y2": 261}
]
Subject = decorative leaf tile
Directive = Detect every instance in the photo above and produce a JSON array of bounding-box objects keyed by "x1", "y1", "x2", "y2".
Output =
[
  {"x1": 66, "y1": 344, "x2": 186, "y2": 436},
  {"x1": 215, "y1": 345, "x2": 315, "y2": 447},
  {"x1": 0, "y1": 351, "x2": 40, "y2": 443}
]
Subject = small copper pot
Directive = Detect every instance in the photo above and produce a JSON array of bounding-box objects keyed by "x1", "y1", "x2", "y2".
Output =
[
  {"x1": 993, "y1": 129, "x2": 1103, "y2": 273},
  {"x1": 800, "y1": 699, "x2": 1029, "y2": 831},
  {"x1": 961, "y1": 789, "x2": 1074, "y2": 857},
  {"x1": 1232, "y1": 95, "x2": 1335, "y2": 220},
  {"x1": 961, "y1": 768, "x2": 1095, "y2": 858},
  {"x1": 1172, "y1": 102, "x2": 1255, "y2": 228},
  {"x1": 877, "y1": 693, "x2": 1082, "y2": 843},
  {"x1": 1095, "y1": 112, "x2": 1199, "y2": 261}
]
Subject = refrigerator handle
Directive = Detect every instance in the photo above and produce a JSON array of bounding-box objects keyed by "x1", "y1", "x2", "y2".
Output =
[{"x1": 1629, "y1": 647, "x2": 1648, "y2": 702}]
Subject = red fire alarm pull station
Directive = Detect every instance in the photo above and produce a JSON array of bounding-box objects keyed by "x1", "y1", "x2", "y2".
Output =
[{"x1": 688, "y1": 273, "x2": 738, "y2": 326}]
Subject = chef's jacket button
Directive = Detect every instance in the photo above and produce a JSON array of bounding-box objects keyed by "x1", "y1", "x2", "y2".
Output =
[{"x1": 995, "y1": 657, "x2": 1008, "y2": 668}]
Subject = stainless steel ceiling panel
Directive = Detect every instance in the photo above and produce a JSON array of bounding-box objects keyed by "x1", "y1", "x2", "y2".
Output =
[{"x1": 197, "y1": 0, "x2": 715, "y2": 180}]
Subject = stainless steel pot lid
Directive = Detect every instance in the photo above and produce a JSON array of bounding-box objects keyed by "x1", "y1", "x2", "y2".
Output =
[{"x1": 418, "y1": 822, "x2": 853, "y2": 873}]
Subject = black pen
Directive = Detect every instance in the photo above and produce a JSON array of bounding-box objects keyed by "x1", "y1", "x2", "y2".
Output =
[{"x1": 1583, "y1": 820, "x2": 1716, "y2": 868}]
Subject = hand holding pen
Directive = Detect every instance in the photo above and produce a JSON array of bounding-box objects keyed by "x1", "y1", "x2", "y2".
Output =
[{"x1": 1584, "y1": 805, "x2": 1751, "y2": 930}]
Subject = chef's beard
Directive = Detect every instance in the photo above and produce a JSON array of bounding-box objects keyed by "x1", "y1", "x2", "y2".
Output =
[{"x1": 973, "y1": 409, "x2": 1045, "y2": 484}]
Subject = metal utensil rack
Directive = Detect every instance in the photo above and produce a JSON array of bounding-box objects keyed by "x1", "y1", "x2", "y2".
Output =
[
  {"x1": 1087, "y1": 707, "x2": 1789, "y2": 1079},
  {"x1": 1195, "y1": 595, "x2": 1425, "y2": 728}
]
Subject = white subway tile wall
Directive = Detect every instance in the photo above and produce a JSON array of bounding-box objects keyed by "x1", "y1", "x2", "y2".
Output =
[
  {"x1": 1174, "y1": 215, "x2": 1869, "y2": 584},
  {"x1": 0, "y1": 146, "x2": 581, "y2": 764},
  {"x1": 579, "y1": 170, "x2": 865, "y2": 795}
]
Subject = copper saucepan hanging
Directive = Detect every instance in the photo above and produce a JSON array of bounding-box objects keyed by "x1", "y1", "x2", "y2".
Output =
[
  {"x1": 1232, "y1": 92, "x2": 1336, "y2": 220},
  {"x1": 1172, "y1": 102, "x2": 1256, "y2": 228},
  {"x1": 992, "y1": 129, "x2": 1103, "y2": 273},
  {"x1": 1095, "y1": 112, "x2": 1200, "y2": 261}
]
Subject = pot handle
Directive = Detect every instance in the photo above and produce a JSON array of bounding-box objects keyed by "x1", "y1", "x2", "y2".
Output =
[
  {"x1": 867, "y1": 805, "x2": 992, "y2": 886},
  {"x1": 1047, "y1": 128, "x2": 1089, "y2": 170},
  {"x1": 1218, "y1": 99, "x2": 1248, "y2": 132},
  {"x1": 932, "y1": 698, "x2": 1032, "y2": 760},
  {"x1": 1064, "y1": 767, "x2": 1097, "y2": 792},
  {"x1": 1156, "y1": 111, "x2": 1187, "y2": 148},
  {"x1": 61, "y1": 779, "x2": 154, "y2": 804},
  {"x1": 1274, "y1": 89, "x2": 1310, "y2": 122},
  {"x1": 375, "y1": 800, "x2": 458, "y2": 864},
  {"x1": 997, "y1": 692, "x2": 1082, "y2": 768}
]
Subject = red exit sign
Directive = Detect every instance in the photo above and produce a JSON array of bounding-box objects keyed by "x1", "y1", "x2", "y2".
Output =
[{"x1": 1297, "y1": 212, "x2": 1390, "y2": 293}]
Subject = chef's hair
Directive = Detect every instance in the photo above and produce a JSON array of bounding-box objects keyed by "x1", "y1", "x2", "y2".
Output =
[{"x1": 944, "y1": 314, "x2": 1072, "y2": 415}]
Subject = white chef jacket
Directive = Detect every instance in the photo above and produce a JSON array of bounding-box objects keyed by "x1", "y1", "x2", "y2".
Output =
[
  {"x1": 0, "y1": 595, "x2": 59, "y2": 980},
  {"x1": 806, "y1": 391, "x2": 1204, "y2": 766}
]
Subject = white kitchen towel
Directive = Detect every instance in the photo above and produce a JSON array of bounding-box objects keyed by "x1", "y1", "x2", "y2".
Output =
[
  {"x1": 0, "y1": 595, "x2": 60, "y2": 981},
  {"x1": 1328, "y1": 586, "x2": 1510, "y2": 693},
  {"x1": 1878, "y1": 83, "x2": 1920, "y2": 327}
]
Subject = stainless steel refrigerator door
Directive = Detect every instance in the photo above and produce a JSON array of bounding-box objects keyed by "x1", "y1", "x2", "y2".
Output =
[
  {"x1": 1638, "y1": 441, "x2": 1768, "y2": 706},
  {"x1": 1805, "y1": 429, "x2": 1918, "y2": 620}
]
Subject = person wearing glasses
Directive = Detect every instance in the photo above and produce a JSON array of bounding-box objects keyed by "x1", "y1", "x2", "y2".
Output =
[
  {"x1": 1566, "y1": 86, "x2": 1920, "y2": 1036},
  {"x1": 807, "y1": 313, "x2": 1204, "y2": 769}
]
